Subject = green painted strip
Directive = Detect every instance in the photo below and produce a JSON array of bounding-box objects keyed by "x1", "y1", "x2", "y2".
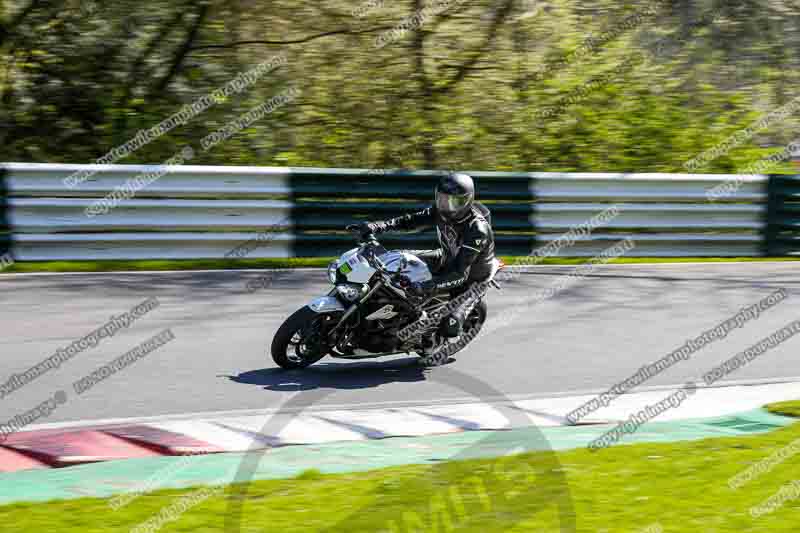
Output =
[
  {"x1": 288, "y1": 172, "x2": 536, "y2": 257},
  {"x1": 764, "y1": 174, "x2": 798, "y2": 256},
  {"x1": 287, "y1": 233, "x2": 534, "y2": 257},
  {"x1": 774, "y1": 203, "x2": 800, "y2": 214},
  {"x1": 0, "y1": 409, "x2": 792, "y2": 506},
  {"x1": 287, "y1": 169, "x2": 536, "y2": 200},
  {"x1": 291, "y1": 201, "x2": 534, "y2": 231}
]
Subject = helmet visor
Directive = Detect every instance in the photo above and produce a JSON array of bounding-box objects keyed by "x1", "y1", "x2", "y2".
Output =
[{"x1": 436, "y1": 191, "x2": 471, "y2": 219}]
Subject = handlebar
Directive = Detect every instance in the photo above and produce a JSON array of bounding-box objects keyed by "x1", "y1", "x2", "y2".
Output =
[
  {"x1": 361, "y1": 238, "x2": 412, "y2": 281},
  {"x1": 346, "y1": 226, "x2": 410, "y2": 279},
  {"x1": 365, "y1": 244, "x2": 391, "y2": 275}
]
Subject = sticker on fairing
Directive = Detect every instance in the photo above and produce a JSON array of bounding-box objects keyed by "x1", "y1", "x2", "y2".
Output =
[{"x1": 339, "y1": 263, "x2": 352, "y2": 274}]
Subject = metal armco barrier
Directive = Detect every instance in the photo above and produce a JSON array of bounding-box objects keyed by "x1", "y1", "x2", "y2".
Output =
[
  {"x1": 0, "y1": 162, "x2": 788, "y2": 260},
  {"x1": 0, "y1": 167, "x2": 11, "y2": 258}
]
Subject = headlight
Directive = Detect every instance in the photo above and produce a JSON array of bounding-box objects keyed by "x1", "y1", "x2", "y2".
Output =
[
  {"x1": 336, "y1": 284, "x2": 363, "y2": 302},
  {"x1": 327, "y1": 261, "x2": 338, "y2": 284}
]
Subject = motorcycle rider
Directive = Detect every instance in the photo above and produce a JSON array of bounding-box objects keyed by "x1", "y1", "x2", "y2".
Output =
[{"x1": 351, "y1": 173, "x2": 496, "y2": 356}]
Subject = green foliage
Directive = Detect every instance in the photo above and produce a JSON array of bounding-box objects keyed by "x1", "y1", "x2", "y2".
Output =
[{"x1": 2, "y1": 0, "x2": 800, "y2": 173}]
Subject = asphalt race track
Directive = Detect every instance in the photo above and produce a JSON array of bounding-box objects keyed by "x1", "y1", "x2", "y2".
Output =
[{"x1": 1, "y1": 262, "x2": 798, "y2": 425}]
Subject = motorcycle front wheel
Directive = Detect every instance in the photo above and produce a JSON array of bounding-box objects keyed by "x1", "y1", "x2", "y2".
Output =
[{"x1": 271, "y1": 307, "x2": 337, "y2": 369}]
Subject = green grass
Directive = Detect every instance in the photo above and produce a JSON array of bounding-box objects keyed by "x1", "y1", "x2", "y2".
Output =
[
  {"x1": 1, "y1": 402, "x2": 800, "y2": 532},
  {"x1": 0, "y1": 258, "x2": 332, "y2": 273},
  {"x1": 766, "y1": 400, "x2": 800, "y2": 419},
  {"x1": 1, "y1": 256, "x2": 799, "y2": 274},
  {"x1": 505, "y1": 256, "x2": 800, "y2": 266}
]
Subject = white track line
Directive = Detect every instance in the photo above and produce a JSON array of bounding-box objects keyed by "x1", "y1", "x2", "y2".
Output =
[{"x1": 22, "y1": 378, "x2": 800, "y2": 434}]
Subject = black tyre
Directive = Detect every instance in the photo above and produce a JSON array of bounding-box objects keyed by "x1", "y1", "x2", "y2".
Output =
[{"x1": 271, "y1": 306, "x2": 334, "y2": 369}]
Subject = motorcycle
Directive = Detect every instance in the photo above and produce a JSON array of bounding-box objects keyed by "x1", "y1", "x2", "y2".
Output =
[{"x1": 270, "y1": 232, "x2": 504, "y2": 369}]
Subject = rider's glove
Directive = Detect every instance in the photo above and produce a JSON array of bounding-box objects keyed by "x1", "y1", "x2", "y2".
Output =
[{"x1": 346, "y1": 222, "x2": 376, "y2": 240}]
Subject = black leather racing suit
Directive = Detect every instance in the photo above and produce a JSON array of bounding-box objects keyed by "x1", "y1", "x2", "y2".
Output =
[{"x1": 368, "y1": 202, "x2": 496, "y2": 331}]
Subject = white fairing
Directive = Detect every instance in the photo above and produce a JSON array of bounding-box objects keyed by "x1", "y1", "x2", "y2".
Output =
[
  {"x1": 334, "y1": 249, "x2": 432, "y2": 286},
  {"x1": 380, "y1": 251, "x2": 433, "y2": 283},
  {"x1": 337, "y1": 248, "x2": 377, "y2": 284},
  {"x1": 308, "y1": 296, "x2": 346, "y2": 313}
]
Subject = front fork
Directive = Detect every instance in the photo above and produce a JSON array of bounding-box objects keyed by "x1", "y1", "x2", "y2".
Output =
[{"x1": 307, "y1": 282, "x2": 388, "y2": 353}]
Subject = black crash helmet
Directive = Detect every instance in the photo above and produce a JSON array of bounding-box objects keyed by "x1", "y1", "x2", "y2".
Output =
[{"x1": 435, "y1": 173, "x2": 475, "y2": 221}]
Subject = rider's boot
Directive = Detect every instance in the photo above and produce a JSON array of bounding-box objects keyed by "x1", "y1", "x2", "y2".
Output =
[
  {"x1": 419, "y1": 331, "x2": 449, "y2": 367},
  {"x1": 421, "y1": 331, "x2": 438, "y2": 354},
  {"x1": 440, "y1": 314, "x2": 463, "y2": 338},
  {"x1": 442, "y1": 287, "x2": 483, "y2": 339}
]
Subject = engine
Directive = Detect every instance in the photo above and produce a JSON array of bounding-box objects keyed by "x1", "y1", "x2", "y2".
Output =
[
  {"x1": 356, "y1": 295, "x2": 406, "y2": 353},
  {"x1": 340, "y1": 250, "x2": 433, "y2": 355}
]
